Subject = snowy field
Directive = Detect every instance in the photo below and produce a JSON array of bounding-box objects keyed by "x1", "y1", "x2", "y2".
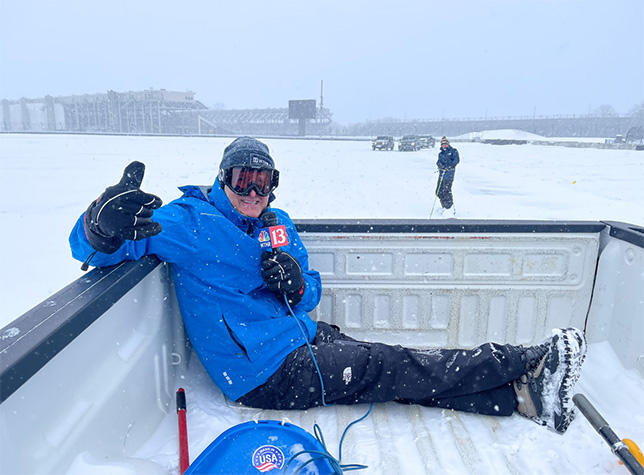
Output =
[
  {"x1": 1, "y1": 132, "x2": 644, "y2": 474},
  {"x1": 454, "y1": 128, "x2": 620, "y2": 143},
  {"x1": 1, "y1": 133, "x2": 642, "y2": 327}
]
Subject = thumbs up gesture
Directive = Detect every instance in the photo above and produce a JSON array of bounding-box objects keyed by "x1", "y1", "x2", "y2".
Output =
[{"x1": 84, "y1": 161, "x2": 163, "y2": 254}]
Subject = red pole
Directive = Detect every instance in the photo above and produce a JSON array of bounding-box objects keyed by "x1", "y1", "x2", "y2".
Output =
[{"x1": 176, "y1": 388, "x2": 190, "y2": 474}]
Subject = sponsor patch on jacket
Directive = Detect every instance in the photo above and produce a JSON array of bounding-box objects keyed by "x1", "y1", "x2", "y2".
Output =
[
  {"x1": 343, "y1": 366, "x2": 353, "y2": 384},
  {"x1": 252, "y1": 445, "x2": 284, "y2": 472}
]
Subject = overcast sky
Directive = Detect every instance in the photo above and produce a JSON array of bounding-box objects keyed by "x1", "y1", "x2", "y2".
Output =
[{"x1": 1, "y1": 0, "x2": 642, "y2": 124}]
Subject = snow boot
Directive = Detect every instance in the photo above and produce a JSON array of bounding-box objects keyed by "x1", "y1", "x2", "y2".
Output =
[
  {"x1": 522, "y1": 342, "x2": 550, "y2": 371},
  {"x1": 513, "y1": 327, "x2": 587, "y2": 434}
]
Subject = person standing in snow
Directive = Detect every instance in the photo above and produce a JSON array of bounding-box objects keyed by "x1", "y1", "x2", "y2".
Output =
[
  {"x1": 436, "y1": 136, "x2": 460, "y2": 216},
  {"x1": 69, "y1": 136, "x2": 586, "y2": 434}
]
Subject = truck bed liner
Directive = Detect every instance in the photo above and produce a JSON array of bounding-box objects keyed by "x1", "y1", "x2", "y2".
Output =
[
  {"x1": 2, "y1": 219, "x2": 642, "y2": 474},
  {"x1": 139, "y1": 338, "x2": 637, "y2": 474}
]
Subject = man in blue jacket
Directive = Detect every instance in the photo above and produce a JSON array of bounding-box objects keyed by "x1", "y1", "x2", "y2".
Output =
[
  {"x1": 436, "y1": 136, "x2": 460, "y2": 216},
  {"x1": 70, "y1": 137, "x2": 586, "y2": 434}
]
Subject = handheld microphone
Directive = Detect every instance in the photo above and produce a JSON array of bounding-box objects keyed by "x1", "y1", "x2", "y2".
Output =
[
  {"x1": 262, "y1": 211, "x2": 278, "y2": 228},
  {"x1": 260, "y1": 211, "x2": 289, "y2": 252}
]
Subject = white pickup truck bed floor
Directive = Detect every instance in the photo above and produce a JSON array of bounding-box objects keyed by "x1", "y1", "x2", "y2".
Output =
[{"x1": 136, "y1": 341, "x2": 644, "y2": 475}]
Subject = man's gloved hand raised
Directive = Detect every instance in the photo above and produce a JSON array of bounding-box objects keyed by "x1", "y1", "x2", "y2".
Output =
[
  {"x1": 84, "y1": 161, "x2": 163, "y2": 254},
  {"x1": 261, "y1": 251, "x2": 305, "y2": 306}
]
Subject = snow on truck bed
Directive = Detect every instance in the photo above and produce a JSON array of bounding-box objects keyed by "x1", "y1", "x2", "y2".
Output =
[{"x1": 132, "y1": 340, "x2": 644, "y2": 475}]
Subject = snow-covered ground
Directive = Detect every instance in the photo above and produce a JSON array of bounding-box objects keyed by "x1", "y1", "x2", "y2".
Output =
[
  {"x1": 453, "y1": 129, "x2": 613, "y2": 143},
  {"x1": 1, "y1": 132, "x2": 642, "y2": 327},
  {"x1": 1, "y1": 132, "x2": 643, "y2": 474}
]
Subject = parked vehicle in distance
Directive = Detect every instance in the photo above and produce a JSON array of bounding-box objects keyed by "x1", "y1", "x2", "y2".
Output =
[
  {"x1": 399, "y1": 135, "x2": 421, "y2": 151},
  {"x1": 372, "y1": 136, "x2": 395, "y2": 151},
  {"x1": 419, "y1": 135, "x2": 435, "y2": 148}
]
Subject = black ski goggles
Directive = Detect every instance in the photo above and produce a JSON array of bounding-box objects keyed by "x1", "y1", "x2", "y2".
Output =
[{"x1": 220, "y1": 166, "x2": 279, "y2": 197}]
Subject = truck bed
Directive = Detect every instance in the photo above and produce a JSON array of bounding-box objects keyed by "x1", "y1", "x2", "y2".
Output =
[
  {"x1": 2, "y1": 219, "x2": 643, "y2": 474},
  {"x1": 130, "y1": 337, "x2": 640, "y2": 475}
]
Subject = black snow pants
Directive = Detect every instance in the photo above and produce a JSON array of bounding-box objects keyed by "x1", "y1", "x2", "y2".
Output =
[
  {"x1": 237, "y1": 322, "x2": 526, "y2": 416},
  {"x1": 436, "y1": 174, "x2": 455, "y2": 209}
]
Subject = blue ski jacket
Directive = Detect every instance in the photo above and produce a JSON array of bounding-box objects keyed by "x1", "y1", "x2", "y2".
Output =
[
  {"x1": 69, "y1": 180, "x2": 322, "y2": 401},
  {"x1": 437, "y1": 146, "x2": 460, "y2": 181}
]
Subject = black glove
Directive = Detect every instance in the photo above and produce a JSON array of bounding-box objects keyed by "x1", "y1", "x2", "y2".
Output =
[
  {"x1": 261, "y1": 251, "x2": 305, "y2": 306},
  {"x1": 84, "y1": 161, "x2": 163, "y2": 254}
]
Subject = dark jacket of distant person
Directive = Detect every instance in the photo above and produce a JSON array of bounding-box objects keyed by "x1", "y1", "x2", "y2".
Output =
[{"x1": 437, "y1": 145, "x2": 460, "y2": 181}]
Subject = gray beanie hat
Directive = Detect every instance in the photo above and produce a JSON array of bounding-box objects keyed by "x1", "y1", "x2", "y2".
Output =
[{"x1": 219, "y1": 136, "x2": 275, "y2": 171}]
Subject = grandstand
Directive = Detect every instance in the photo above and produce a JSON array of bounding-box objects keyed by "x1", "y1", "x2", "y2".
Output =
[
  {"x1": 1, "y1": 89, "x2": 334, "y2": 136},
  {"x1": 197, "y1": 106, "x2": 334, "y2": 136},
  {"x1": 1, "y1": 88, "x2": 640, "y2": 140},
  {"x1": 1, "y1": 89, "x2": 207, "y2": 134}
]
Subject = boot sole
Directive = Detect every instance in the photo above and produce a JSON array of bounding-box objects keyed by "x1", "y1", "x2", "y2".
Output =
[{"x1": 548, "y1": 328, "x2": 586, "y2": 433}]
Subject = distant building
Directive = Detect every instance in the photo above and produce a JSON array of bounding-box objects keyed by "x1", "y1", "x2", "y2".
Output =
[
  {"x1": 1, "y1": 89, "x2": 334, "y2": 136},
  {"x1": 2, "y1": 89, "x2": 639, "y2": 139},
  {"x1": 1, "y1": 89, "x2": 206, "y2": 134}
]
